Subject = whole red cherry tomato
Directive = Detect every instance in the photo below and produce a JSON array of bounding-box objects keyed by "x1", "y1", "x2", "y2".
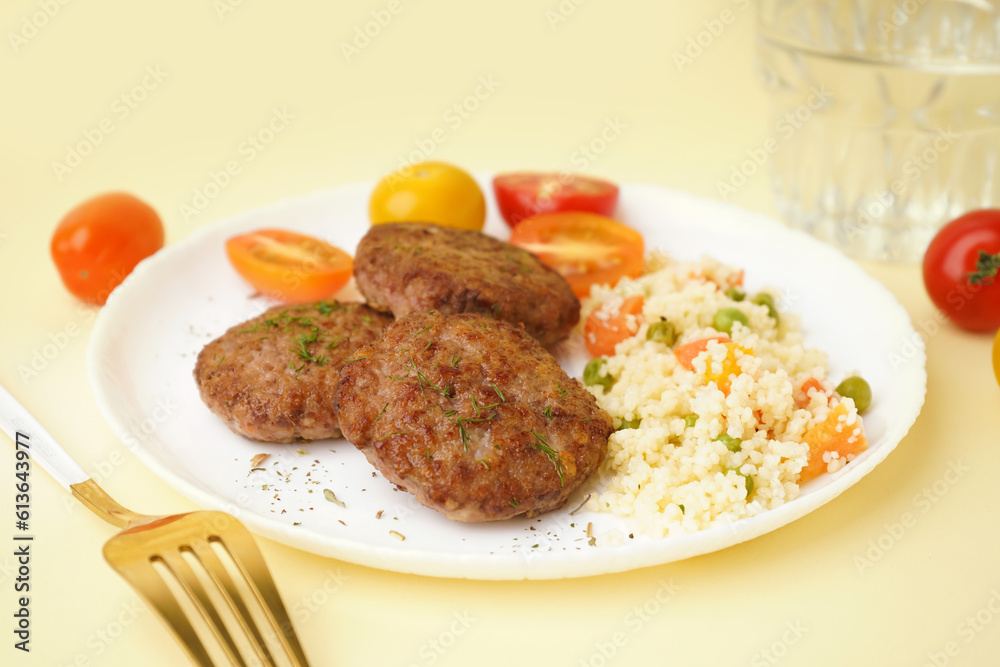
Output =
[{"x1": 922, "y1": 209, "x2": 1000, "y2": 332}]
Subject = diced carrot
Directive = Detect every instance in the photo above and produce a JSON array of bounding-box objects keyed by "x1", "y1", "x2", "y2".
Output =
[
  {"x1": 696, "y1": 269, "x2": 743, "y2": 289},
  {"x1": 584, "y1": 295, "x2": 644, "y2": 357},
  {"x1": 797, "y1": 378, "x2": 830, "y2": 408},
  {"x1": 673, "y1": 336, "x2": 730, "y2": 370},
  {"x1": 705, "y1": 342, "x2": 753, "y2": 395},
  {"x1": 674, "y1": 336, "x2": 750, "y2": 395},
  {"x1": 801, "y1": 378, "x2": 824, "y2": 395},
  {"x1": 799, "y1": 403, "x2": 868, "y2": 482}
]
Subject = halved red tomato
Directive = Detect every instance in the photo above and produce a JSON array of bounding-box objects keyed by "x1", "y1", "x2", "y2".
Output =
[
  {"x1": 225, "y1": 229, "x2": 352, "y2": 303},
  {"x1": 508, "y1": 212, "x2": 644, "y2": 298},
  {"x1": 493, "y1": 173, "x2": 619, "y2": 229}
]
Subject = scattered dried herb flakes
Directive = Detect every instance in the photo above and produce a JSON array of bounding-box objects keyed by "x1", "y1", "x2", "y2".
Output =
[{"x1": 250, "y1": 453, "x2": 271, "y2": 467}]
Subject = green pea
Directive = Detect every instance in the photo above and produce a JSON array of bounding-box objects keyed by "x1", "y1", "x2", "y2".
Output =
[
  {"x1": 750, "y1": 292, "x2": 776, "y2": 310},
  {"x1": 751, "y1": 292, "x2": 780, "y2": 324},
  {"x1": 714, "y1": 434, "x2": 742, "y2": 452},
  {"x1": 583, "y1": 358, "x2": 614, "y2": 392},
  {"x1": 725, "y1": 286, "x2": 746, "y2": 302},
  {"x1": 725, "y1": 467, "x2": 754, "y2": 496},
  {"x1": 835, "y1": 376, "x2": 872, "y2": 414},
  {"x1": 684, "y1": 414, "x2": 698, "y2": 428},
  {"x1": 617, "y1": 417, "x2": 642, "y2": 431},
  {"x1": 713, "y1": 308, "x2": 750, "y2": 335},
  {"x1": 646, "y1": 320, "x2": 678, "y2": 346}
]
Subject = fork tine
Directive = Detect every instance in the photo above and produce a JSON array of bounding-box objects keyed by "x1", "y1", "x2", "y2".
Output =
[
  {"x1": 187, "y1": 538, "x2": 278, "y2": 667},
  {"x1": 107, "y1": 557, "x2": 217, "y2": 667},
  {"x1": 212, "y1": 525, "x2": 311, "y2": 667},
  {"x1": 156, "y1": 550, "x2": 249, "y2": 666}
]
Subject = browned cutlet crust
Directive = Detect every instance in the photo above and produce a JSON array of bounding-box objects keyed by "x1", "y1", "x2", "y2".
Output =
[
  {"x1": 353, "y1": 223, "x2": 580, "y2": 346},
  {"x1": 334, "y1": 310, "x2": 612, "y2": 522},
  {"x1": 194, "y1": 301, "x2": 393, "y2": 442}
]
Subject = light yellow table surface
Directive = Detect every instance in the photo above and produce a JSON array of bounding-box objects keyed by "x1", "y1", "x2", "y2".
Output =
[{"x1": 2, "y1": 1, "x2": 999, "y2": 665}]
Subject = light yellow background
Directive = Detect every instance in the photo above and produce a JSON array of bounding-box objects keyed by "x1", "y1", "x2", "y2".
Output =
[{"x1": 2, "y1": 0, "x2": 998, "y2": 665}]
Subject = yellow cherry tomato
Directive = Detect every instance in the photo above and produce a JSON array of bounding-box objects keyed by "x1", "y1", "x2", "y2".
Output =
[
  {"x1": 369, "y1": 161, "x2": 486, "y2": 231},
  {"x1": 993, "y1": 328, "x2": 1000, "y2": 389}
]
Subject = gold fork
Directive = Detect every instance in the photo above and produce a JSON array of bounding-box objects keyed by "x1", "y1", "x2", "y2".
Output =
[{"x1": 0, "y1": 384, "x2": 310, "y2": 667}]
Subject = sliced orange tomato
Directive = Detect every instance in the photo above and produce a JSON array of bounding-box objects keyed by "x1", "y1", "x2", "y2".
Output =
[
  {"x1": 584, "y1": 295, "x2": 644, "y2": 357},
  {"x1": 673, "y1": 336, "x2": 730, "y2": 371},
  {"x1": 799, "y1": 403, "x2": 868, "y2": 482},
  {"x1": 508, "y1": 212, "x2": 644, "y2": 298},
  {"x1": 225, "y1": 229, "x2": 352, "y2": 303}
]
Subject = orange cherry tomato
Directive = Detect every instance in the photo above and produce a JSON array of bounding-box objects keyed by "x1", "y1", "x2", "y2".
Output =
[
  {"x1": 50, "y1": 192, "x2": 165, "y2": 305},
  {"x1": 225, "y1": 229, "x2": 353, "y2": 303},
  {"x1": 508, "y1": 212, "x2": 644, "y2": 298},
  {"x1": 584, "y1": 295, "x2": 644, "y2": 357}
]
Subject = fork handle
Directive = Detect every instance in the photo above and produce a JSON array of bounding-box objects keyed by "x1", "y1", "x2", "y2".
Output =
[{"x1": 0, "y1": 383, "x2": 89, "y2": 490}]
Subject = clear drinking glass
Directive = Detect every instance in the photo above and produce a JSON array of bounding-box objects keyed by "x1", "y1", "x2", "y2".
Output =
[{"x1": 757, "y1": 0, "x2": 1000, "y2": 261}]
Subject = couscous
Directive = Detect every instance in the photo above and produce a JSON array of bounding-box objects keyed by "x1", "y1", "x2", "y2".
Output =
[{"x1": 581, "y1": 254, "x2": 868, "y2": 539}]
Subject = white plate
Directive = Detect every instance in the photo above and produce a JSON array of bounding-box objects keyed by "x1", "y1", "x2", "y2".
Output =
[{"x1": 87, "y1": 179, "x2": 926, "y2": 580}]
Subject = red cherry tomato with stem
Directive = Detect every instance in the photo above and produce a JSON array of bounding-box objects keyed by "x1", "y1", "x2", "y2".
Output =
[{"x1": 922, "y1": 209, "x2": 1000, "y2": 332}]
